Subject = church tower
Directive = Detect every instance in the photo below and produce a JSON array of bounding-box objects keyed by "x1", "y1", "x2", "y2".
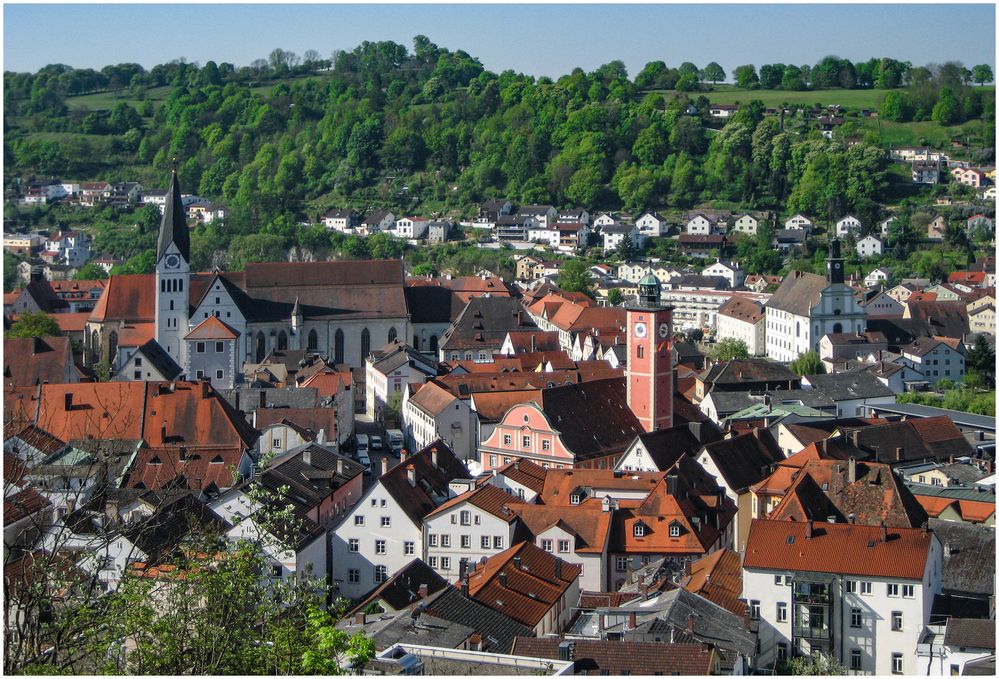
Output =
[
  {"x1": 154, "y1": 167, "x2": 191, "y2": 364},
  {"x1": 826, "y1": 237, "x2": 845, "y2": 284},
  {"x1": 626, "y1": 270, "x2": 674, "y2": 432}
]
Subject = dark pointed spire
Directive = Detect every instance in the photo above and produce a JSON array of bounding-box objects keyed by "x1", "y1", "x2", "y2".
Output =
[{"x1": 156, "y1": 166, "x2": 190, "y2": 262}]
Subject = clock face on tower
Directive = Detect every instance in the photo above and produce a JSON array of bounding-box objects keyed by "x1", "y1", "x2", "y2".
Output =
[
  {"x1": 658, "y1": 322, "x2": 669, "y2": 339},
  {"x1": 164, "y1": 254, "x2": 181, "y2": 270},
  {"x1": 633, "y1": 322, "x2": 647, "y2": 339}
]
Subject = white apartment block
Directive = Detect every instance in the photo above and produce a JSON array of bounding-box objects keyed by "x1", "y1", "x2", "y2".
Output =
[
  {"x1": 394, "y1": 217, "x2": 429, "y2": 239},
  {"x1": 716, "y1": 298, "x2": 766, "y2": 356},
  {"x1": 835, "y1": 215, "x2": 863, "y2": 238},
  {"x1": 701, "y1": 260, "x2": 746, "y2": 288},
  {"x1": 743, "y1": 520, "x2": 942, "y2": 676}
]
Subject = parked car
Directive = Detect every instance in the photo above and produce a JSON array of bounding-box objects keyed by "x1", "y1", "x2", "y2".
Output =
[
  {"x1": 370, "y1": 435, "x2": 383, "y2": 450},
  {"x1": 358, "y1": 452, "x2": 372, "y2": 474}
]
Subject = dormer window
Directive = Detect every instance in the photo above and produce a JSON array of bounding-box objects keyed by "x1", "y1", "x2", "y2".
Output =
[
  {"x1": 669, "y1": 521, "x2": 682, "y2": 538},
  {"x1": 570, "y1": 493, "x2": 581, "y2": 505},
  {"x1": 634, "y1": 522, "x2": 646, "y2": 537}
]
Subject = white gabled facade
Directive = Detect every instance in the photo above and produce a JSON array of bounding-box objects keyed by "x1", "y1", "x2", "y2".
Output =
[
  {"x1": 635, "y1": 213, "x2": 667, "y2": 237},
  {"x1": 716, "y1": 306, "x2": 766, "y2": 356},
  {"x1": 732, "y1": 214, "x2": 760, "y2": 236},
  {"x1": 330, "y1": 479, "x2": 423, "y2": 600},
  {"x1": 856, "y1": 235, "x2": 883, "y2": 259},
  {"x1": 835, "y1": 215, "x2": 863, "y2": 238},
  {"x1": 686, "y1": 215, "x2": 715, "y2": 235},
  {"x1": 701, "y1": 261, "x2": 746, "y2": 288},
  {"x1": 394, "y1": 217, "x2": 429, "y2": 239},
  {"x1": 784, "y1": 214, "x2": 813, "y2": 231},
  {"x1": 422, "y1": 489, "x2": 517, "y2": 581}
]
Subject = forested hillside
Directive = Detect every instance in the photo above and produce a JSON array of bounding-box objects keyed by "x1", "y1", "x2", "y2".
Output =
[{"x1": 4, "y1": 38, "x2": 995, "y2": 242}]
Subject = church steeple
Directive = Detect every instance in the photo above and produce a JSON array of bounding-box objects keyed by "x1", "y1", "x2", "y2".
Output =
[
  {"x1": 826, "y1": 238, "x2": 844, "y2": 285},
  {"x1": 157, "y1": 165, "x2": 190, "y2": 263}
]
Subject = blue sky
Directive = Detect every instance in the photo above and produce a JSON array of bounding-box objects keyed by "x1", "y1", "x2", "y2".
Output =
[{"x1": 3, "y1": 4, "x2": 995, "y2": 78}]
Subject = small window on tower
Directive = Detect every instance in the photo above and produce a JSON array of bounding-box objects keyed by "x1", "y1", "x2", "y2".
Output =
[{"x1": 637, "y1": 346, "x2": 644, "y2": 359}]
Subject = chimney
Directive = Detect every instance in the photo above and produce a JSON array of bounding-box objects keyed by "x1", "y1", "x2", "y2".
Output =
[
  {"x1": 558, "y1": 641, "x2": 574, "y2": 662},
  {"x1": 531, "y1": 335, "x2": 536, "y2": 352},
  {"x1": 848, "y1": 456, "x2": 857, "y2": 484},
  {"x1": 355, "y1": 612, "x2": 366, "y2": 625},
  {"x1": 336, "y1": 458, "x2": 343, "y2": 476},
  {"x1": 161, "y1": 421, "x2": 167, "y2": 443},
  {"x1": 921, "y1": 521, "x2": 928, "y2": 535},
  {"x1": 400, "y1": 449, "x2": 408, "y2": 462},
  {"x1": 943, "y1": 541, "x2": 952, "y2": 557},
  {"x1": 627, "y1": 611, "x2": 637, "y2": 630},
  {"x1": 848, "y1": 512, "x2": 856, "y2": 524},
  {"x1": 805, "y1": 520, "x2": 814, "y2": 539},
  {"x1": 471, "y1": 633, "x2": 484, "y2": 652},
  {"x1": 687, "y1": 613, "x2": 695, "y2": 634},
  {"x1": 201, "y1": 380, "x2": 210, "y2": 399},
  {"x1": 406, "y1": 464, "x2": 416, "y2": 487},
  {"x1": 498, "y1": 572, "x2": 507, "y2": 587},
  {"x1": 849, "y1": 430, "x2": 859, "y2": 447},
  {"x1": 513, "y1": 556, "x2": 522, "y2": 569},
  {"x1": 179, "y1": 446, "x2": 187, "y2": 462},
  {"x1": 64, "y1": 392, "x2": 73, "y2": 411},
  {"x1": 641, "y1": 583, "x2": 649, "y2": 600},
  {"x1": 461, "y1": 573, "x2": 470, "y2": 596},
  {"x1": 431, "y1": 448, "x2": 438, "y2": 469},
  {"x1": 303, "y1": 447, "x2": 312, "y2": 467},
  {"x1": 666, "y1": 472, "x2": 679, "y2": 497},
  {"x1": 880, "y1": 521, "x2": 888, "y2": 543},
  {"x1": 418, "y1": 583, "x2": 429, "y2": 599},
  {"x1": 381, "y1": 456, "x2": 389, "y2": 475}
]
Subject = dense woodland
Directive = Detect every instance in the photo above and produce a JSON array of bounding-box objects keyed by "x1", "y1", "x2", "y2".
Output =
[{"x1": 3, "y1": 39, "x2": 995, "y2": 276}]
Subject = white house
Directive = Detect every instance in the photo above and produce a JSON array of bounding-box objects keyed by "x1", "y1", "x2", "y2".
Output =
[
  {"x1": 518, "y1": 205, "x2": 558, "y2": 230},
  {"x1": 764, "y1": 241, "x2": 866, "y2": 363},
  {"x1": 899, "y1": 337, "x2": 966, "y2": 386},
  {"x1": 686, "y1": 214, "x2": 718, "y2": 235},
  {"x1": 422, "y1": 483, "x2": 522, "y2": 581},
  {"x1": 716, "y1": 296, "x2": 766, "y2": 356},
  {"x1": 402, "y1": 381, "x2": 477, "y2": 461},
  {"x1": 557, "y1": 209, "x2": 589, "y2": 225},
  {"x1": 855, "y1": 235, "x2": 884, "y2": 259},
  {"x1": 731, "y1": 213, "x2": 760, "y2": 236},
  {"x1": 526, "y1": 224, "x2": 561, "y2": 249},
  {"x1": 879, "y1": 215, "x2": 896, "y2": 237},
  {"x1": 592, "y1": 213, "x2": 618, "y2": 228},
  {"x1": 394, "y1": 216, "x2": 430, "y2": 239},
  {"x1": 602, "y1": 224, "x2": 642, "y2": 252},
  {"x1": 365, "y1": 340, "x2": 439, "y2": 419},
  {"x1": 742, "y1": 519, "x2": 941, "y2": 676},
  {"x1": 323, "y1": 209, "x2": 360, "y2": 232},
  {"x1": 635, "y1": 212, "x2": 668, "y2": 237},
  {"x1": 784, "y1": 214, "x2": 813, "y2": 231},
  {"x1": 863, "y1": 267, "x2": 892, "y2": 287},
  {"x1": 701, "y1": 260, "x2": 746, "y2": 288},
  {"x1": 330, "y1": 442, "x2": 471, "y2": 600},
  {"x1": 835, "y1": 215, "x2": 863, "y2": 238}
]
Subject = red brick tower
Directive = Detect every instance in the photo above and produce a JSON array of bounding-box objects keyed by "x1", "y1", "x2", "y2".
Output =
[{"x1": 626, "y1": 270, "x2": 673, "y2": 432}]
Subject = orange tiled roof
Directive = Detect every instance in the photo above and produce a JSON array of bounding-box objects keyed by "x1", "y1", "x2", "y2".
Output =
[
  {"x1": 427, "y1": 483, "x2": 525, "y2": 523},
  {"x1": 743, "y1": 519, "x2": 933, "y2": 580},
  {"x1": 680, "y1": 548, "x2": 746, "y2": 616},
  {"x1": 184, "y1": 315, "x2": 240, "y2": 340}
]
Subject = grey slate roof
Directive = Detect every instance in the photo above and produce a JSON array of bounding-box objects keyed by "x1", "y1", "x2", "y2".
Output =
[
  {"x1": 765, "y1": 270, "x2": 826, "y2": 316},
  {"x1": 803, "y1": 371, "x2": 895, "y2": 401},
  {"x1": 706, "y1": 391, "x2": 763, "y2": 415},
  {"x1": 130, "y1": 339, "x2": 183, "y2": 381},
  {"x1": 945, "y1": 618, "x2": 996, "y2": 650},
  {"x1": 348, "y1": 559, "x2": 450, "y2": 616},
  {"x1": 420, "y1": 585, "x2": 535, "y2": 653},
  {"x1": 156, "y1": 170, "x2": 190, "y2": 261},
  {"x1": 700, "y1": 429, "x2": 784, "y2": 492},
  {"x1": 930, "y1": 518, "x2": 995, "y2": 596}
]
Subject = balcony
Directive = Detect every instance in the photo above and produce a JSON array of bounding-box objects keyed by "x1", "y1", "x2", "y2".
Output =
[{"x1": 792, "y1": 623, "x2": 832, "y2": 641}]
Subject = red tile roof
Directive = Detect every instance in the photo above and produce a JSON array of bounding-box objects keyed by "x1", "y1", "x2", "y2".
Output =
[
  {"x1": 4, "y1": 486, "x2": 52, "y2": 526},
  {"x1": 743, "y1": 519, "x2": 934, "y2": 580},
  {"x1": 184, "y1": 315, "x2": 240, "y2": 340},
  {"x1": 3, "y1": 336, "x2": 74, "y2": 388},
  {"x1": 493, "y1": 458, "x2": 548, "y2": 494},
  {"x1": 465, "y1": 541, "x2": 581, "y2": 628},
  {"x1": 680, "y1": 548, "x2": 746, "y2": 616},
  {"x1": 124, "y1": 446, "x2": 246, "y2": 491}
]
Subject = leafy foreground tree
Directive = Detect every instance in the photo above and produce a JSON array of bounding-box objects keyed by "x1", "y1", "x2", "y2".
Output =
[
  {"x1": 965, "y1": 335, "x2": 996, "y2": 387},
  {"x1": 606, "y1": 287, "x2": 624, "y2": 306},
  {"x1": 6, "y1": 310, "x2": 63, "y2": 338},
  {"x1": 557, "y1": 258, "x2": 594, "y2": 298},
  {"x1": 709, "y1": 338, "x2": 750, "y2": 362},
  {"x1": 789, "y1": 350, "x2": 826, "y2": 377},
  {"x1": 786, "y1": 651, "x2": 848, "y2": 675},
  {"x1": 7, "y1": 538, "x2": 374, "y2": 675}
]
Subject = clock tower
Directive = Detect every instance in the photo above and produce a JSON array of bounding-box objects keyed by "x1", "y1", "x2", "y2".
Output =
[
  {"x1": 626, "y1": 270, "x2": 674, "y2": 432},
  {"x1": 826, "y1": 237, "x2": 844, "y2": 284},
  {"x1": 154, "y1": 166, "x2": 191, "y2": 365}
]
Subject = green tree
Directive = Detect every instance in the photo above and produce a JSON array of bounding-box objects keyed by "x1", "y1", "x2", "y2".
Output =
[
  {"x1": 733, "y1": 64, "x2": 759, "y2": 89},
  {"x1": 73, "y1": 263, "x2": 109, "y2": 280},
  {"x1": 6, "y1": 311, "x2": 63, "y2": 338},
  {"x1": 787, "y1": 651, "x2": 849, "y2": 675},
  {"x1": 789, "y1": 351, "x2": 826, "y2": 376},
  {"x1": 701, "y1": 62, "x2": 725, "y2": 85},
  {"x1": 931, "y1": 87, "x2": 962, "y2": 125},
  {"x1": 709, "y1": 338, "x2": 750, "y2": 362},
  {"x1": 966, "y1": 335, "x2": 996, "y2": 387},
  {"x1": 557, "y1": 258, "x2": 594, "y2": 297},
  {"x1": 4, "y1": 252, "x2": 20, "y2": 291},
  {"x1": 879, "y1": 91, "x2": 910, "y2": 122},
  {"x1": 971, "y1": 64, "x2": 993, "y2": 86},
  {"x1": 606, "y1": 288, "x2": 624, "y2": 306}
]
